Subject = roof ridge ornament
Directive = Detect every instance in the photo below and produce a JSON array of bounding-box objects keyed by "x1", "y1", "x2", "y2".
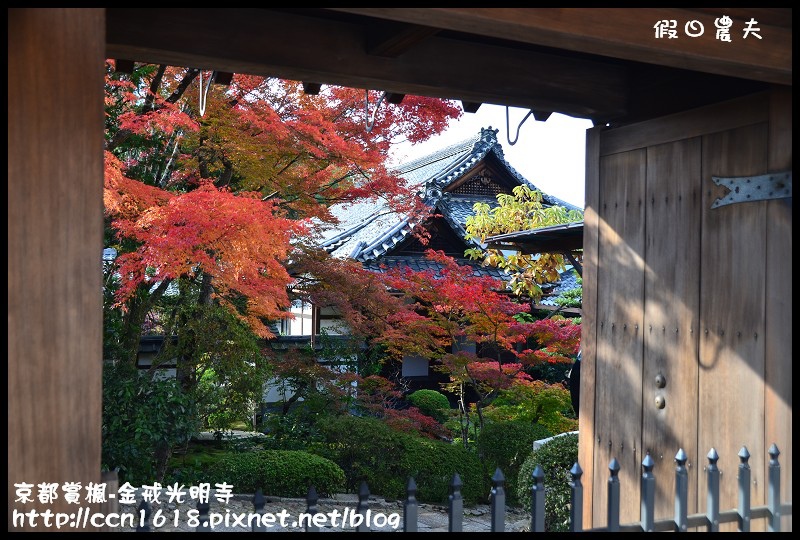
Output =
[
  {"x1": 473, "y1": 127, "x2": 499, "y2": 155},
  {"x1": 480, "y1": 127, "x2": 499, "y2": 143},
  {"x1": 425, "y1": 186, "x2": 443, "y2": 200}
]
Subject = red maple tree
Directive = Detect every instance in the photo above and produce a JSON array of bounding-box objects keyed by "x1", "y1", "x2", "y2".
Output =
[
  {"x1": 103, "y1": 61, "x2": 461, "y2": 368},
  {"x1": 361, "y1": 249, "x2": 581, "y2": 435}
]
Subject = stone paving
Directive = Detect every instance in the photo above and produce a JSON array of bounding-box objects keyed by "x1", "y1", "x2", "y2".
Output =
[{"x1": 116, "y1": 493, "x2": 531, "y2": 533}]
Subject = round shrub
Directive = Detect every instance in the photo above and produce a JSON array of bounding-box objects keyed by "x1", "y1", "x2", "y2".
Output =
[
  {"x1": 476, "y1": 420, "x2": 552, "y2": 506},
  {"x1": 206, "y1": 450, "x2": 345, "y2": 497},
  {"x1": 312, "y1": 415, "x2": 487, "y2": 505},
  {"x1": 406, "y1": 389, "x2": 451, "y2": 423},
  {"x1": 516, "y1": 432, "x2": 579, "y2": 532}
]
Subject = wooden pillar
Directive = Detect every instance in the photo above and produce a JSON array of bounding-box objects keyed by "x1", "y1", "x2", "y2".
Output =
[
  {"x1": 8, "y1": 8, "x2": 105, "y2": 531},
  {"x1": 578, "y1": 124, "x2": 602, "y2": 528}
]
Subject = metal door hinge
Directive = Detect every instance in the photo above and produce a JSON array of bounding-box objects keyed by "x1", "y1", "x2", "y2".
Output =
[{"x1": 711, "y1": 171, "x2": 791, "y2": 208}]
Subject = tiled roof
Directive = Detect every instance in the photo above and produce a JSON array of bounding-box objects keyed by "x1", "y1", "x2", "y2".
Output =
[
  {"x1": 362, "y1": 256, "x2": 509, "y2": 281},
  {"x1": 393, "y1": 135, "x2": 481, "y2": 187},
  {"x1": 540, "y1": 268, "x2": 582, "y2": 306},
  {"x1": 319, "y1": 127, "x2": 581, "y2": 273},
  {"x1": 436, "y1": 194, "x2": 496, "y2": 241}
]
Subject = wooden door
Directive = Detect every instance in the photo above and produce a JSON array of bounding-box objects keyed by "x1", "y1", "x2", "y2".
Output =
[{"x1": 580, "y1": 89, "x2": 791, "y2": 530}]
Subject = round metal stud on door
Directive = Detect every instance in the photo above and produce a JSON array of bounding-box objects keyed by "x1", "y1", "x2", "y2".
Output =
[{"x1": 655, "y1": 395, "x2": 666, "y2": 409}]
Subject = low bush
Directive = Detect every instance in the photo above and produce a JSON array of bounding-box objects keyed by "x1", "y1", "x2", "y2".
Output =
[
  {"x1": 312, "y1": 415, "x2": 487, "y2": 505},
  {"x1": 516, "y1": 432, "x2": 579, "y2": 532},
  {"x1": 201, "y1": 450, "x2": 345, "y2": 497}
]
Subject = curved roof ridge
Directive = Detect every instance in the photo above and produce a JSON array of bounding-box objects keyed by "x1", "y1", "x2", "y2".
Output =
[
  {"x1": 355, "y1": 217, "x2": 414, "y2": 262},
  {"x1": 321, "y1": 126, "x2": 579, "y2": 262},
  {"x1": 428, "y1": 127, "x2": 500, "y2": 191}
]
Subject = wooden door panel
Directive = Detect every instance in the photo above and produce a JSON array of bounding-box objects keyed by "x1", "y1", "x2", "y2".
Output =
[
  {"x1": 642, "y1": 138, "x2": 702, "y2": 521},
  {"x1": 698, "y1": 122, "x2": 769, "y2": 531},
  {"x1": 593, "y1": 149, "x2": 647, "y2": 525}
]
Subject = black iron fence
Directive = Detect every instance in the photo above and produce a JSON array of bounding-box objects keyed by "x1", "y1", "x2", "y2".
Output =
[{"x1": 133, "y1": 443, "x2": 792, "y2": 532}]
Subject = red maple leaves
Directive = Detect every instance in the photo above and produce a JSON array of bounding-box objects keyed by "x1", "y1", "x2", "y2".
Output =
[{"x1": 105, "y1": 154, "x2": 299, "y2": 337}]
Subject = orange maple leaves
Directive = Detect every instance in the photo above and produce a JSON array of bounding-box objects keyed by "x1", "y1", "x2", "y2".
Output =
[{"x1": 105, "y1": 151, "x2": 300, "y2": 338}]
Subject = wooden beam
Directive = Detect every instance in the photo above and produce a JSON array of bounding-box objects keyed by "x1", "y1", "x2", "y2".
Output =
[
  {"x1": 213, "y1": 71, "x2": 233, "y2": 85},
  {"x1": 764, "y1": 85, "x2": 792, "y2": 532},
  {"x1": 330, "y1": 8, "x2": 792, "y2": 86},
  {"x1": 366, "y1": 21, "x2": 439, "y2": 57},
  {"x1": 491, "y1": 236, "x2": 582, "y2": 254},
  {"x1": 565, "y1": 251, "x2": 582, "y2": 277},
  {"x1": 302, "y1": 81, "x2": 322, "y2": 95},
  {"x1": 114, "y1": 58, "x2": 135, "y2": 73},
  {"x1": 578, "y1": 125, "x2": 603, "y2": 528},
  {"x1": 461, "y1": 101, "x2": 482, "y2": 113},
  {"x1": 384, "y1": 92, "x2": 405, "y2": 104},
  {"x1": 106, "y1": 8, "x2": 628, "y2": 119},
  {"x1": 9, "y1": 7, "x2": 105, "y2": 530},
  {"x1": 600, "y1": 92, "x2": 769, "y2": 156}
]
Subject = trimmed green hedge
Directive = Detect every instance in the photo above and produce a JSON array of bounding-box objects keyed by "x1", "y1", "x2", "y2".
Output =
[
  {"x1": 516, "y1": 432, "x2": 579, "y2": 532},
  {"x1": 312, "y1": 415, "x2": 488, "y2": 505},
  {"x1": 205, "y1": 450, "x2": 345, "y2": 497},
  {"x1": 476, "y1": 420, "x2": 553, "y2": 506}
]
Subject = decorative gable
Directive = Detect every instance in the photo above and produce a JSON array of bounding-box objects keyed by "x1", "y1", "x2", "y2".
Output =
[{"x1": 446, "y1": 162, "x2": 514, "y2": 198}]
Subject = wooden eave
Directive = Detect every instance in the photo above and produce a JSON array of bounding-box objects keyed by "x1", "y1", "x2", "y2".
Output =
[{"x1": 105, "y1": 8, "x2": 790, "y2": 126}]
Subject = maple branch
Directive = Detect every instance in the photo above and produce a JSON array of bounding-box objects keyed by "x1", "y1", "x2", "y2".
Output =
[
  {"x1": 143, "y1": 64, "x2": 167, "y2": 112},
  {"x1": 105, "y1": 130, "x2": 131, "y2": 152},
  {"x1": 148, "y1": 278, "x2": 174, "y2": 308},
  {"x1": 158, "y1": 131, "x2": 183, "y2": 188},
  {"x1": 281, "y1": 381, "x2": 308, "y2": 415},
  {"x1": 309, "y1": 171, "x2": 357, "y2": 200},
  {"x1": 106, "y1": 68, "x2": 199, "y2": 152},
  {"x1": 166, "y1": 68, "x2": 200, "y2": 104},
  {"x1": 273, "y1": 153, "x2": 303, "y2": 178},
  {"x1": 215, "y1": 163, "x2": 234, "y2": 189}
]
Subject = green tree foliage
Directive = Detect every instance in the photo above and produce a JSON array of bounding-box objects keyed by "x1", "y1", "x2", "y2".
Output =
[
  {"x1": 102, "y1": 363, "x2": 198, "y2": 485},
  {"x1": 206, "y1": 450, "x2": 346, "y2": 497},
  {"x1": 464, "y1": 185, "x2": 583, "y2": 301},
  {"x1": 161, "y1": 303, "x2": 269, "y2": 432},
  {"x1": 486, "y1": 380, "x2": 578, "y2": 435}
]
